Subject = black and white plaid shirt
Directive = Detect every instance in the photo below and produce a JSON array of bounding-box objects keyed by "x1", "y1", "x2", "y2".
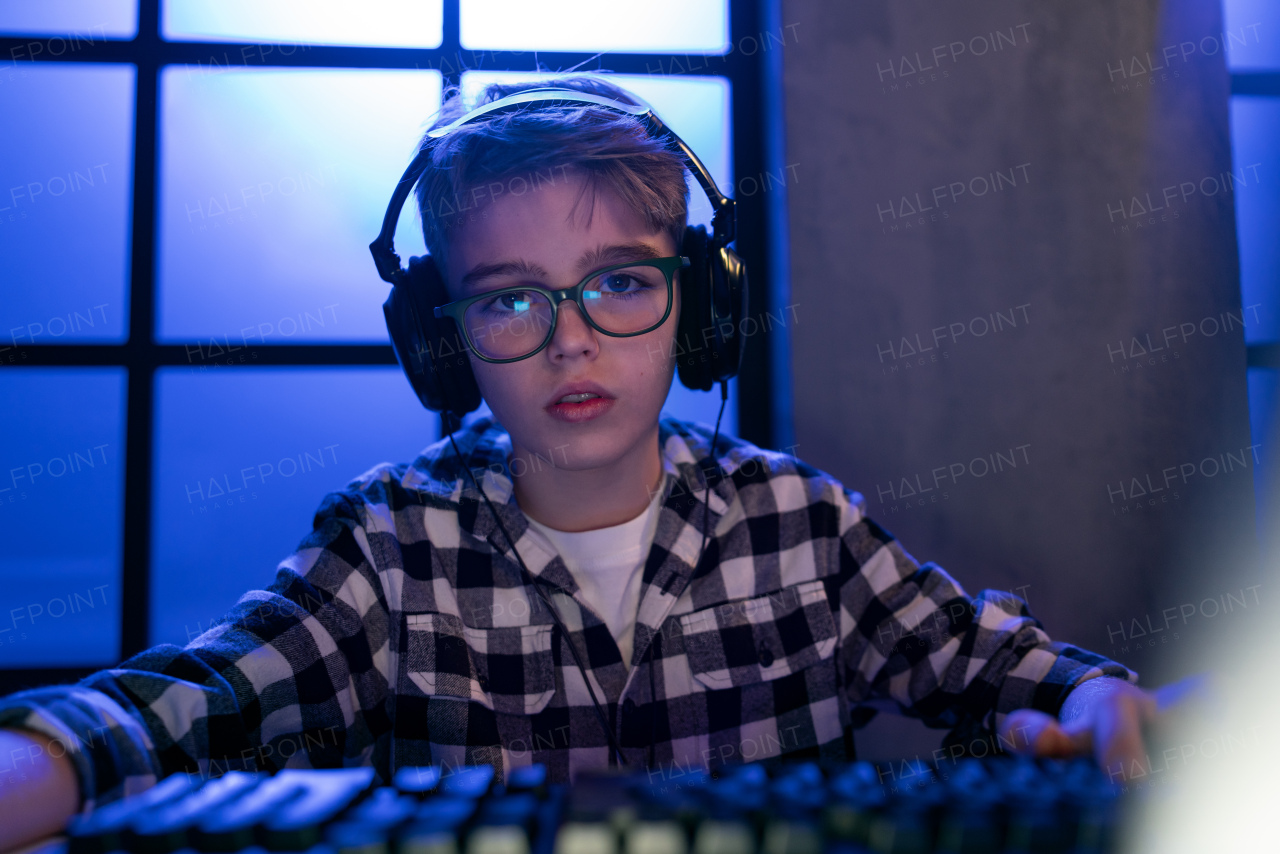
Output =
[{"x1": 0, "y1": 416, "x2": 1134, "y2": 808}]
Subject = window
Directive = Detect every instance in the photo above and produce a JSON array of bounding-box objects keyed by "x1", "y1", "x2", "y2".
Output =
[
  {"x1": 0, "y1": 0, "x2": 779, "y2": 686},
  {"x1": 1224, "y1": 0, "x2": 1280, "y2": 527}
]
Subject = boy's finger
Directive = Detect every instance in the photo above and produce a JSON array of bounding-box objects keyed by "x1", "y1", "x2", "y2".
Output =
[
  {"x1": 999, "y1": 709, "x2": 1049, "y2": 753},
  {"x1": 1001, "y1": 710, "x2": 1085, "y2": 757},
  {"x1": 1034, "y1": 719, "x2": 1087, "y2": 757},
  {"x1": 1057, "y1": 715, "x2": 1096, "y2": 755},
  {"x1": 1096, "y1": 721, "x2": 1148, "y2": 782},
  {"x1": 1092, "y1": 693, "x2": 1151, "y2": 780}
]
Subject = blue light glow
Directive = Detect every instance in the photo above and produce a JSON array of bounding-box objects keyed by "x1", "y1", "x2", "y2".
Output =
[
  {"x1": 0, "y1": 0, "x2": 137, "y2": 38},
  {"x1": 1222, "y1": 0, "x2": 1280, "y2": 71},
  {"x1": 150, "y1": 368, "x2": 441, "y2": 648},
  {"x1": 162, "y1": 0, "x2": 442, "y2": 48},
  {"x1": 1228, "y1": 96, "x2": 1280, "y2": 344},
  {"x1": 0, "y1": 368, "x2": 126, "y2": 667},
  {"x1": 460, "y1": 0, "x2": 728, "y2": 53},
  {"x1": 0, "y1": 63, "x2": 134, "y2": 344},
  {"x1": 157, "y1": 67, "x2": 441, "y2": 343}
]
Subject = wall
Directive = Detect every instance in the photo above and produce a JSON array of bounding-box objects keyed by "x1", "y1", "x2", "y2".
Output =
[{"x1": 781, "y1": 0, "x2": 1262, "y2": 759}]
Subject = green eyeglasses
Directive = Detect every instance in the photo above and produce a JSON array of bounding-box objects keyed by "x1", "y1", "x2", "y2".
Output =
[{"x1": 434, "y1": 255, "x2": 689, "y2": 363}]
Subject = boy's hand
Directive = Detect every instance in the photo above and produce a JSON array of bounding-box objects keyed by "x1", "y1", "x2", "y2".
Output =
[
  {"x1": 0, "y1": 728, "x2": 81, "y2": 852},
  {"x1": 997, "y1": 675, "x2": 1206, "y2": 779}
]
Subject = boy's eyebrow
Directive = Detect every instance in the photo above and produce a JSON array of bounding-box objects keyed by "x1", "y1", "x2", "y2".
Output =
[{"x1": 459, "y1": 242, "x2": 665, "y2": 293}]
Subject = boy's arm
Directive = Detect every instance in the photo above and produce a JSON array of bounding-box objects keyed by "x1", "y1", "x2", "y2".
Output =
[
  {"x1": 0, "y1": 729, "x2": 80, "y2": 852},
  {"x1": 834, "y1": 488, "x2": 1136, "y2": 743},
  {"x1": 0, "y1": 489, "x2": 395, "y2": 812}
]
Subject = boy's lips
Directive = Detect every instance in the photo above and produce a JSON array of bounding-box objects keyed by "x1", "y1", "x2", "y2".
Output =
[
  {"x1": 545, "y1": 380, "x2": 613, "y2": 408},
  {"x1": 545, "y1": 381, "x2": 615, "y2": 423}
]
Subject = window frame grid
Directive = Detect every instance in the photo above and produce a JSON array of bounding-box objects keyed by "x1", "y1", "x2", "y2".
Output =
[
  {"x1": 1234, "y1": 72, "x2": 1280, "y2": 367},
  {"x1": 0, "y1": 0, "x2": 780, "y2": 691}
]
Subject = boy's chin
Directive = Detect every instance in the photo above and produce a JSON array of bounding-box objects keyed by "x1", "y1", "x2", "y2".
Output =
[{"x1": 511, "y1": 413, "x2": 661, "y2": 472}]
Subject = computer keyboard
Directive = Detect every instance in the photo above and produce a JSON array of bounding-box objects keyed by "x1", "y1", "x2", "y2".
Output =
[{"x1": 55, "y1": 756, "x2": 1125, "y2": 854}]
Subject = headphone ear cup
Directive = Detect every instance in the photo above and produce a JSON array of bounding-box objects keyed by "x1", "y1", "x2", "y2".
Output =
[
  {"x1": 709, "y1": 243, "x2": 747, "y2": 383},
  {"x1": 678, "y1": 225, "x2": 747, "y2": 391},
  {"x1": 383, "y1": 254, "x2": 483, "y2": 414},
  {"x1": 677, "y1": 225, "x2": 715, "y2": 391}
]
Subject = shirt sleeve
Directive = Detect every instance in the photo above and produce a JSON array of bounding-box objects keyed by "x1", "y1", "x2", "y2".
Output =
[
  {"x1": 832, "y1": 485, "x2": 1137, "y2": 741},
  {"x1": 0, "y1": 490, "x2": 394, "y2": 811}
]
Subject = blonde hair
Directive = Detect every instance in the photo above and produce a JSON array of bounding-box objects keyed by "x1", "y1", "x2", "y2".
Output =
[{"x1": 413, "y1": 75, "x2": 690, "y2": 277}]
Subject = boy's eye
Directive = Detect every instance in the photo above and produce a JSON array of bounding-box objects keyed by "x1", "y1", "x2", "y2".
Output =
[
  {"x1": 586, "y1": 268, "x2": 661, "y2": 298},
  {"x1": 601, "y1": 273, "x2": 638, "y2": 293},
  {"x1": 479, "y1": 289, "x2": 538, "y2": 313}
]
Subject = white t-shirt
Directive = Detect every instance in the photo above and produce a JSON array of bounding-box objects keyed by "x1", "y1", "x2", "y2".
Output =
[{"x1": 524, "y1": 490, "x2": 663, "y2": 670}]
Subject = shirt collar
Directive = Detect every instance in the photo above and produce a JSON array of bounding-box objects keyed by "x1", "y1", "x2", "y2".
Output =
[{"x1": 401, "y1": 414, "x2": 735, "y2": 567}]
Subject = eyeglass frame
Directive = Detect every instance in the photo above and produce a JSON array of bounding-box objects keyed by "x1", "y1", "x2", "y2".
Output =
[{"x1": 432, "y1": 255, "x2": 690, "y2": 364}]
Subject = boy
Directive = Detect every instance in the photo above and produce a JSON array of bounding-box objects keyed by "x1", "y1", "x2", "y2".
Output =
[{"x1": 0, "y1": 75, "x2": 1162, "y2": 849}]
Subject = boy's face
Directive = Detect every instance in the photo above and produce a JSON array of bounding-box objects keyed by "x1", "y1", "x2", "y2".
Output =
[{"x1": 444, "y1": 170, "x2": 680, "y2": 473}]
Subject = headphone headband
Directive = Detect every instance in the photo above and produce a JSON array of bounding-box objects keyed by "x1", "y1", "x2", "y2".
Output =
[{"x1": 369, "y1": 86, "x2": 735, "y2": 286}]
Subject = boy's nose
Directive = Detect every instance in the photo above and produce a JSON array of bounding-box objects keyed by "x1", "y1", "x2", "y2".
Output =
[{"x1": 547, "y1": 301, "x2": 598, "y2": 358}]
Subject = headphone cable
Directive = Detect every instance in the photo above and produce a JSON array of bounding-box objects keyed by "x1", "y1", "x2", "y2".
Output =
[
  {"x1": 441, "y1": 380, "x2": 726, "y2": 771},
  {"x1": 444, "y1": 419, "x2": 629, "y2": 769}
]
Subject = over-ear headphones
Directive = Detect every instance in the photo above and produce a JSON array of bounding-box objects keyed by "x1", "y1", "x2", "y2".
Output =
[{"x1": 370, "y1": 86, "x2": 749, "y2": 415}]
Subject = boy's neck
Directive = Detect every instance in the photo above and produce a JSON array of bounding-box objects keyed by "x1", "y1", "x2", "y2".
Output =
[{"x1": 510, "y1": 425, "x2": 663, "y2": 533}]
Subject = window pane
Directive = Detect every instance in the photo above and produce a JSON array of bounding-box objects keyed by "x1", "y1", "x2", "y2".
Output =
[
  {"x1": 0, "y1": 63, "x2": 133, "y2": 345},
  {"x1": 663, "y1": 377, "x2": 739, "y2": 435},
  {"x1": 459, "y1": 71, "x2": 737, "y2": 431},
  {"x1": 460, "y1": 0, "x2": 728, "y2": 53},
  {"x1": 150, "y1": 368, "x2": 440, "y2": 647},
  {"x1": 0, "y1": 0, "x2": 137, "y2": 39},
  {"x1": 1223, "y1": 0, "x2": 1280, "y2": 71},
  {"x1": 0, "y1": 369, "x2": 126, "y2": 667},
  {"x1": 162, "y1": 0, "x2": 442, "y2": 48},
  {"x1": 1247, "y1": 368, "x2": 1277, "y2": 531},
  {"x1": 157, "y1": 68, "x2": 440, "y2": 344},
  {"x1": 1229, "y1": 96, "x2": 1280, "y2": 343}
]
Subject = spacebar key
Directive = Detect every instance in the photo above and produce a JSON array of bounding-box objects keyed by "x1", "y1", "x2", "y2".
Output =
[{"x1": 261, "y1": 768, "x2": 377, "y2": 850}]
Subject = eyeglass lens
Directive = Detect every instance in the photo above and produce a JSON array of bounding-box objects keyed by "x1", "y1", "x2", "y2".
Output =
[{"x1": 461, "y1": 264, "x2": 671, "y2": 360}]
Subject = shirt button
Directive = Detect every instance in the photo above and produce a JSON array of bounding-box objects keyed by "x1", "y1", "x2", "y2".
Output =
[
  {"x1": 758, "y1": 643, "x2": 775, "y2": 668},
  {"x1": 623, "y1": 698, "x2": 636, "y2": 715}
]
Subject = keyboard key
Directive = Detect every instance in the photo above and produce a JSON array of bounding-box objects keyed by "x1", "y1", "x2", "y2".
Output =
[
  {"x1": 625, "y1": 820, "x2": 685, "y2": 854},
  {"x1": 67, "y1": 774, "x2": 203, "y2": 854},
  {"x1": 506, "y1": 764, "x2": 548, "y2": 795},
  {"x1": 760, "y1": 820, "x2": 822, "y2": 854},
  {"x1": 195, "y1": 772, "x2": 311, "y2": 852},
  {"x1": 348, "y1": 787, "x2": 419, "y2": 827},
  {"x1": 867, "y1": 808, "x2": 932, "y2": 854},
  {"x1": 394, "y1": 767, "x2": 443, "y2": 797},
  {"x1": 261, "y1": 768, "x2": 377, "y2": 850},
  {"x1": 440, "y1": 766, "x2": 496, "y2": 799},
  {"x1": 400, "y1": 830, "x2": 461, "y2": 854},
  {"x1": 554, "y1": 823, "x2": 616, "y2": 854},
  {"x1": 467, "y1": 825, "x2": 529, "y2": 854},
  {"x1": 128, "y1": 772, "x2": 262, "y2": 853},
  {"x1": 692, "y1": 820, "x2": 754, "y2": 854},
  {"x1": 329, "y1": 820, "x2": 394, "y2": 854},
  {"x1": 935, "y1": 805, "x2": 1002, "y2": 854}
]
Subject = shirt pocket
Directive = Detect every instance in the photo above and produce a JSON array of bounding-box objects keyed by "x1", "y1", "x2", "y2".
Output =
[
  {"x1": 404, "y1": 612, "x2": 556, "y2": 715},
  {"x1": 678, "y1": 579, "x2": 837, "y2": 690}
]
